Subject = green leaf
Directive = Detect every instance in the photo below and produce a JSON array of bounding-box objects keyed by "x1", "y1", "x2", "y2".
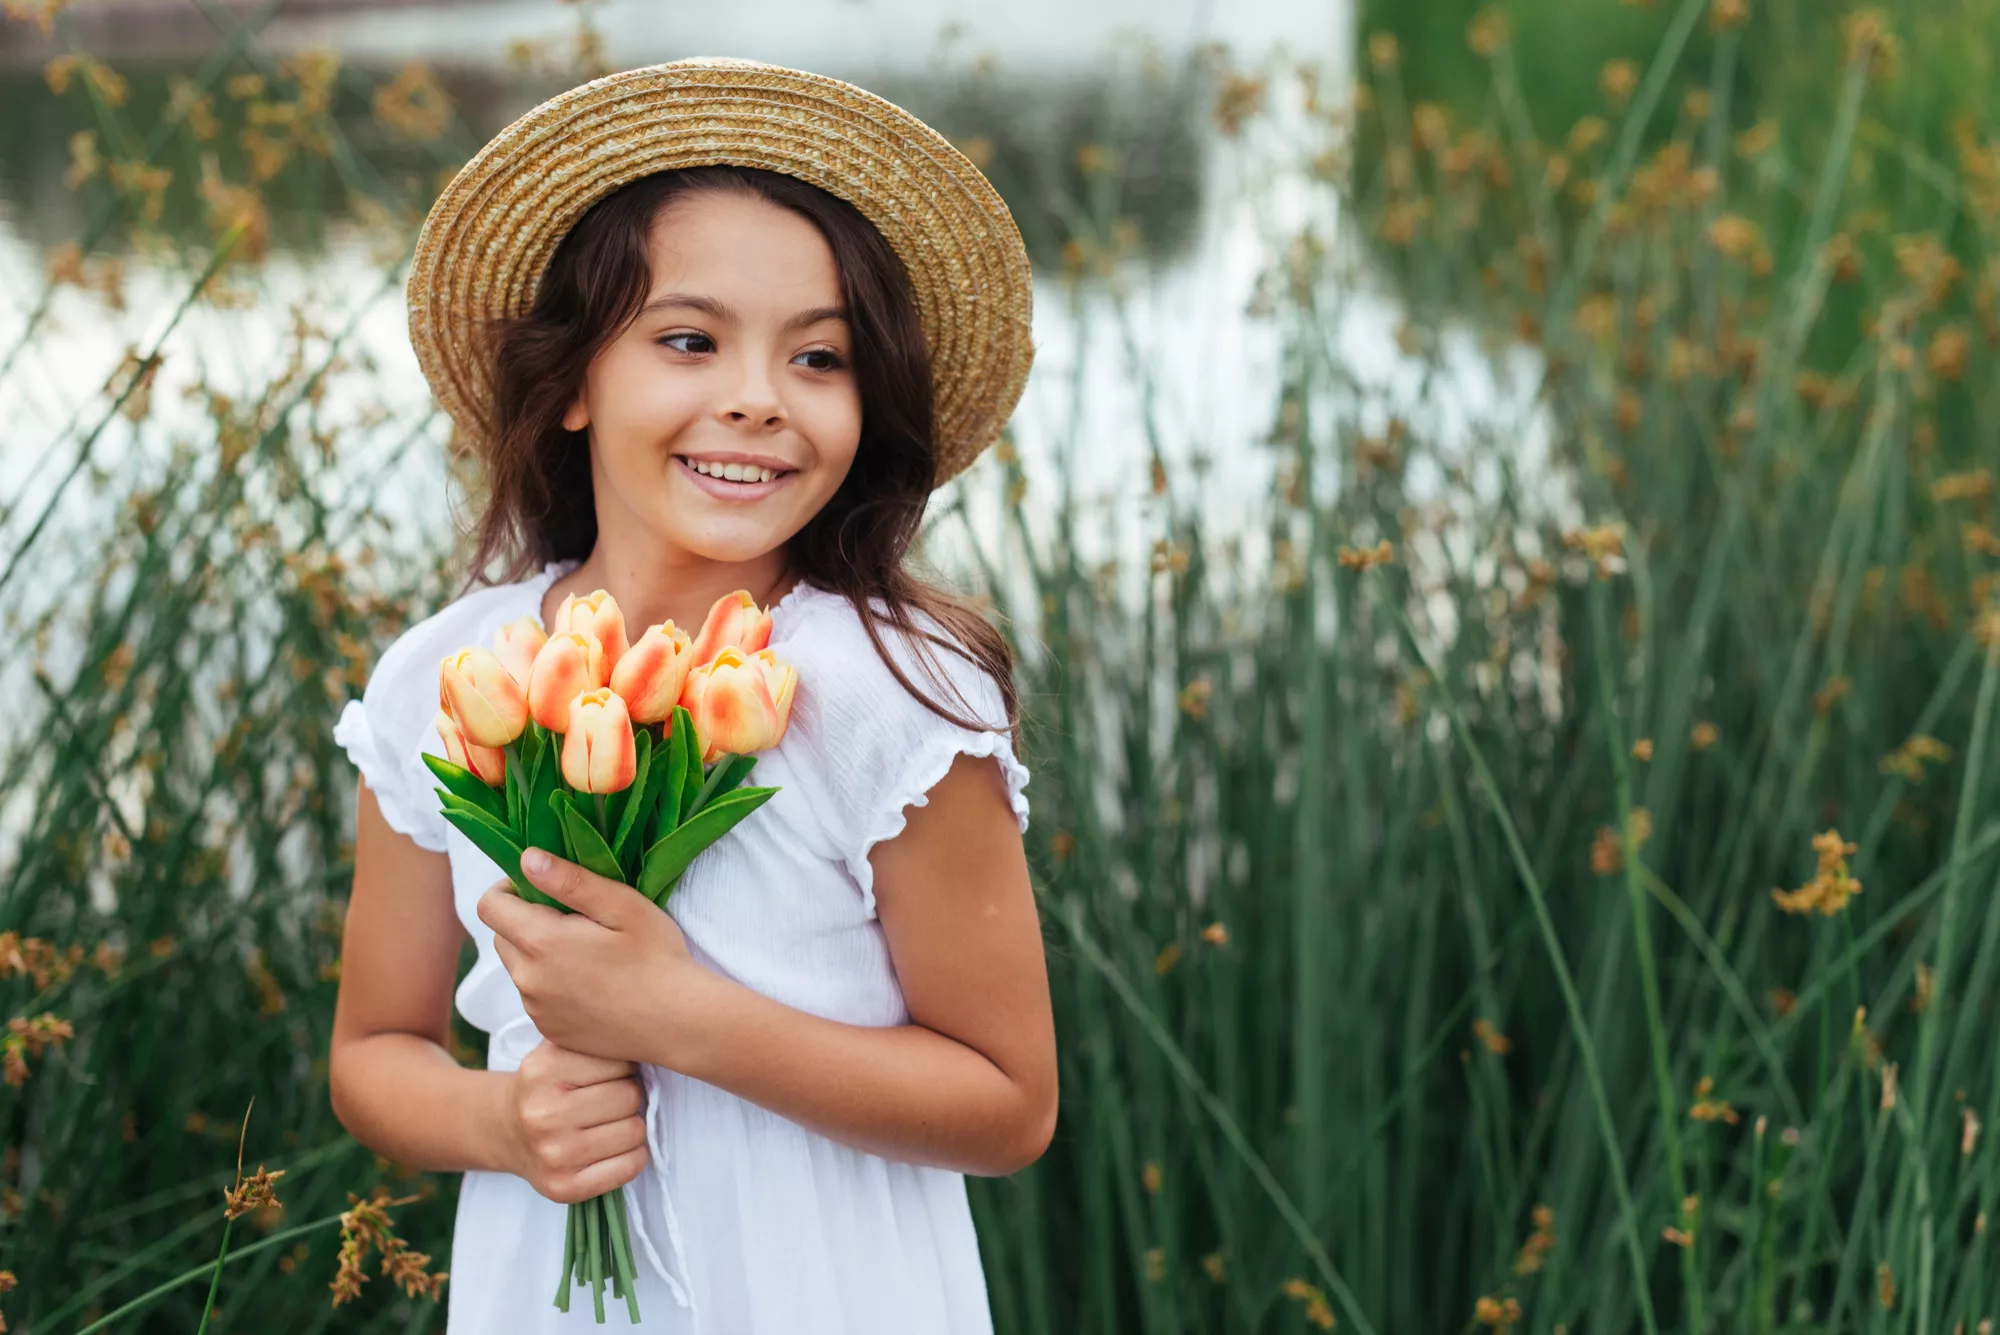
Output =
[
  {"x1": 652, "y1": 708, "x2": 692, "y2": 843},
  {"x1": 691, "y1": 752, "x2": 758, "y2": 817},
  {"x1": 605, "y1": 729, "x2": 650, "y2": 860},
  {"x1": 421, "y1": 752, "x2": 507, "y2": 824},
  {"x1": 553, "y1": 790, "x2": 626, "y2": 883},
  {"x1": 528, "y1": 733, "x2": 564, "y2": 857},
  {"x1": 504, "y1": 741, "x2": 526, "y2": 831},
  {"x1": 613, "y1": 730, "x2": 657, "y2": 872},
  {"x1": 553, "y1": 789, "x2": 579, "y2": 864},
  {"x1": 637, "y1": 785, "x2": 777, "y2": 902},
  {"x1": 436, "y1": 801, "x2": 563, "y2": 909},
  {"x1": 679, "y1": 731, "x2": 705, "y2": 829}
]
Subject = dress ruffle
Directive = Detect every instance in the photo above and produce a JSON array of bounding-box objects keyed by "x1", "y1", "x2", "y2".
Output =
[
  {"x1": 333, "y1": 697, "x2": 448, "y2": 852},
  {"x1": 843, "y1": 728, "x2": 1032, "y2": 918}
]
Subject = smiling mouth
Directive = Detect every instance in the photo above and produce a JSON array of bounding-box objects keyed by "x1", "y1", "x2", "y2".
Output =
[{"x1": 672, "y1": 455, "x2": 798, "y2": 488}]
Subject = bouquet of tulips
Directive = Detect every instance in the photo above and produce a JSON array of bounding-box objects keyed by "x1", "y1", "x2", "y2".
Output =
[{"x1": 426, "y1": 586, "x2": 798, "y2": 1324}]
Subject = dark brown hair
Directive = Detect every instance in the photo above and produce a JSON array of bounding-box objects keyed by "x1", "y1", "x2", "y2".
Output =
[{"x1": 454, "y1": 166, "x2": 1020, "y2": 743}]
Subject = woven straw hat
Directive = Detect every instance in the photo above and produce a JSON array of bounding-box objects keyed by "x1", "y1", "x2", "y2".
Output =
[{"x1": 408, "y1": 57, "x2": 1035, "y2": 489}]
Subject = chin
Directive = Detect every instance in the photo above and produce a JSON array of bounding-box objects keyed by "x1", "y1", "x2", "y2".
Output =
[{"x1": 667, "y1": 529, "x2": 791, "y2": 564}]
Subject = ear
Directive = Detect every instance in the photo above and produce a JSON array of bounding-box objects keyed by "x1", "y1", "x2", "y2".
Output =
[{"x1": 562, "y1": 391, "x2": 589, "y2": 433}]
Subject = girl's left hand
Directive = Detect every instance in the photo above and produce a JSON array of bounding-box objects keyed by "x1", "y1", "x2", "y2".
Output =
[{"x1": 476, "y1": 848, "x2": 719, "y2": 1066}]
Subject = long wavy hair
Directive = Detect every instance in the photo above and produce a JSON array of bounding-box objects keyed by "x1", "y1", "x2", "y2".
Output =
[{"x1": 452, "y1": 166, "x2": 1020, "y2": 742}]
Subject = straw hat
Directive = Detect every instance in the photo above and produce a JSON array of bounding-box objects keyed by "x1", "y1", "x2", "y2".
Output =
[{"x1": 407, "y1": 57, "x2": 1034, "y2": 489}]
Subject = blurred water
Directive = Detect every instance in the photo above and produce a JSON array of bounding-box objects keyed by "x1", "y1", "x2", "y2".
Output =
[{"x1": 0, "y1": 0, "x2": 1555, "y2": 649}]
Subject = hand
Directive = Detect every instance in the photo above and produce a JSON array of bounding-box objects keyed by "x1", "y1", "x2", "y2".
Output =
[
  {"x1": 476, "y1": 848, "x2": 727, "y2": 1072},
  {"x1": 504, "y1": 1039, "x2": 648, "y2": 1204}
]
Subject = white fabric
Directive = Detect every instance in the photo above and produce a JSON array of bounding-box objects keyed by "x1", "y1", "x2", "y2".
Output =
[{"x1": 334, "y1": 557, "x2": 1030, "y2": 1333}]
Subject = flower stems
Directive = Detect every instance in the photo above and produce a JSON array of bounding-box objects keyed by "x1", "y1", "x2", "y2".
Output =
[
  {"x1": 609, "y1": 1187, "x2": 643, "y2": 1324},
  {"x1": 585, "y1": 1187, "x2": 605, "y2": 1322},
  {"x1": 555, "y1": 1199, "x2": 575, "y2": 1312},
  {"x1": 554, "y1": 1190, "x2": 639, "y2": 1324}
]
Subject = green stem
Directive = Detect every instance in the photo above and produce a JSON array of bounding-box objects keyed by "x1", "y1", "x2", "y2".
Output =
[
  {"x1": 1592, "y1": 582, "x2": 1701, "y2": 1334},
  {"x1": 71, "y1": 1215, "x2": 344, "y2": 1335},
  {"x1": 610, "y1": 1186, "x2": 643, "y2": 1324},
  {"x1": 587, "y1": 1190, "x2": 607, "y2": 1323},
  {"x1": 190, "y1": 1216, "x2": 233, "y2": 1335},
  {"x1": 555, "y1": 1200, "x2": 576, "y2": 1312}
]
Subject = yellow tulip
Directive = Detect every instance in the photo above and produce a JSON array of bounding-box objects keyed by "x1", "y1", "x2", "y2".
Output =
[
  {"x1": 439, "y1": 647, "x2": 530, "y2": 748},
  {"x1": 552, "y1": 589, "x2": 629, "y2": 676},
  {"x1": 679, "y1": 645, "x2": 797, "y2": 764},
  {"x1": 527, "y1": 631, "x2": 607, "y2": 733},
  {"x1": 561, "y1": 687, "x2": 638, "y2": 793},
  {"x1": 608, "y1": 620, "x2": 698, "y2": 725},
  {"x1": 492, "y1": 616, "x2": 548, "y2": 690},
  {"x1": 688, "y1": 589, "x2": 773, "y2": 665},
  {"x1": 435, "y1": 710, "x2": 507, "y2": 787}
]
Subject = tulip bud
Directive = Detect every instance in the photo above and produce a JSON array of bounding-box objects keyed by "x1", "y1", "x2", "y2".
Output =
[
  {"x1": 609, "y1": 620, "x2": 698, "y2": 725},
  {"x1": 439, "y1": 647, "x2": 530, "y2": 748},
  {"x1": 492, "y1": 617, "x2": 549, "y2": 690},
  {"x1": 561, "y1": 687, "x2": 638, "y2": 793},
  {"x1": 527, "y1": 631, "x2": 607, "y2": 733},
  {"x1": 435, "y1": 710, "x2": 507, "y2": 787},
  {"x1": 688, "y1": 589, "x2": 774, "y2": 665},
  {"x1": 680, "y1": 645, "x2": 797, "y2": 764},
  {"x1": 553, "y1": 590, "x2": 630, "y2": 676}
]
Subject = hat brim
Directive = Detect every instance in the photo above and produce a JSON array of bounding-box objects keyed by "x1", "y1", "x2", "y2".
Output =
[{"x1": 408, "y1": 57, "x2": 1034, "y2": 489}]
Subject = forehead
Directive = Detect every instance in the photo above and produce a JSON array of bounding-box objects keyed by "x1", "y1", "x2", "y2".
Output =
[{"x1": 644, "y1": 189, "x2": 839, "y2": 301}]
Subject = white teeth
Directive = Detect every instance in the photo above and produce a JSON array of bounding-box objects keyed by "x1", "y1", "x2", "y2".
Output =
[{"x1": 687, "y1": 459, "x2": 776, "y2": 484}]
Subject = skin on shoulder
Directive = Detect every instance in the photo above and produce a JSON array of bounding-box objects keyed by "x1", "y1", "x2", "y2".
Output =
[{"x1": 331, "y1": 186, "x2": 1056, "y2": 1188}]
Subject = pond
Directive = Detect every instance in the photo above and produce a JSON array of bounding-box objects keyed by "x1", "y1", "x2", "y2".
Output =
[{"x1": 1, "y1": 0, "x2": 1367, "y2": 624}]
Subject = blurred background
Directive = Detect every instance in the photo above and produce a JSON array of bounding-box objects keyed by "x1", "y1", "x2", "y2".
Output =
[{"x1": 2, "y1": 0, "x2": 1998, "y2": 1330}]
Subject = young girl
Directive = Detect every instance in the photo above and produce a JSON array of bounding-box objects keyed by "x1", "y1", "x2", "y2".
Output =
[{"x1": 328, "y1": 59, "x2": 1054, "y2": 1332}]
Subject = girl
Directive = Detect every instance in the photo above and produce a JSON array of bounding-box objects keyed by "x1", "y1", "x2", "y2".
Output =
[{"x1": 328, "y1": 59, "x2": 1055, "y2": 1332}]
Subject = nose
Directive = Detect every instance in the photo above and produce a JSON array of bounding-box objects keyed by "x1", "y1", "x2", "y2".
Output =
[{"x1": 716, "y1": 354, "x2": 786, "y2": 431}]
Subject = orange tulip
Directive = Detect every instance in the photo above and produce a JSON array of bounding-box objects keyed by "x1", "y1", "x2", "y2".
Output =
[
  {"x1": 608, "y1": 620, "x2": 698, "y2": 725},
  {"x1": 680, "y1": 645, "x2": 797, "y2": 764},
  {"x1": 439, "y1": 647, "x2": 530, "y2": 748},
  {"x1": 492, "y1": 616, "x2": 548, "y2": 690},
  {"x1": 527, "y1": 631, "x2": 608, "y2": 733},
  {"x1": 435, "y1": 710, "x2": 507, "y2": 787},
  {"x1": 553, "y1": 589, "x2": 629, "y2": 676},
  {"x1": 561, "y1": 687, "x2": 638, "y2": 793},
  {"x1": 688, "y1": 589, "x2": 773, "y2": 665}
]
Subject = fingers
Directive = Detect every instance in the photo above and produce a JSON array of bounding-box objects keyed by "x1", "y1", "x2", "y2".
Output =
[
  {"x1": 521, "y1": 850, "x2": 649, "y2": 927},
  {"x1": 476, "y1": 882, "x2": 556, "y2": 946},
  {"x1": 564, "y1": 1074, "x2": 646, "y2": 1127},
  {"x1": 527, "y1": 1120, "x2": 650, "y2": 1205},
  {"x1": 561, "y1": 1145, "x2": 651, "y2": 1202}
]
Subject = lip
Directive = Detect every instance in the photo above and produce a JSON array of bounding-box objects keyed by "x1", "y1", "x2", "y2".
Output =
[{"x1": 672, "y1": 453, "x2": 796, "y2": 502}]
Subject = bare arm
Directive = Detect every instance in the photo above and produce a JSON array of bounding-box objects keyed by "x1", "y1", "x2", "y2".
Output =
[
  {"x1": 483, "y1": 752, "x2": 1059, "y2": 1178},
  {"x1": 330, "y1": 776, "x2": 648, "y2": 1199}
]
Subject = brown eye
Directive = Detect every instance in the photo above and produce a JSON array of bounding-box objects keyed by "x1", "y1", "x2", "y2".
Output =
[
  {"x1": 794, "y1": 348, "x2": 845, "y2": 372},
  {"x1": 658, "y1": 333, "x2": 713, "y2": 354}
]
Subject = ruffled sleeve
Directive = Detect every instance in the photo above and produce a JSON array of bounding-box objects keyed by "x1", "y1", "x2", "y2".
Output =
[
  {"x1": 331, "y1": 616, "x2": 454, "y2": 855},
  {"x1": 785, "y1": 602, "x2": 1031, "y2": 918}
]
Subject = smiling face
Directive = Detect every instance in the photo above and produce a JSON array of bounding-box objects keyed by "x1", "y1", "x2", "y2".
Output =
[{"x1": 561, "y1": 188, "x2": 863, "y2": 569}]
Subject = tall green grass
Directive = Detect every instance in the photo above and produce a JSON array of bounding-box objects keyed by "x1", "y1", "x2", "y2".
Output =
[{"x1": 2, "y1": 3, "x2": 1999, "y2": 1332}]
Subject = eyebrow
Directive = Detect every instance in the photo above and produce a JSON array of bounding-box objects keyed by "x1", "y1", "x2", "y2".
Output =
[{"x1": 638, "y1": 292, "x2": 847, "y2": 331}]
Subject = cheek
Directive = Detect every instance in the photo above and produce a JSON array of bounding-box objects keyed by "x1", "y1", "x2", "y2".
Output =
[
  {"x1": 804, "y1": 384, "x2": 864, "y2": 466},
  {"x1": 591, "y1": 350, "x2": 703, "y2": 447}
]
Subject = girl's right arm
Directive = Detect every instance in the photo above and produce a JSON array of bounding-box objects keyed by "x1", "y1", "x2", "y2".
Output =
[{"x1": 329, "y1": 776, "x2": 650, "y2": 1203}]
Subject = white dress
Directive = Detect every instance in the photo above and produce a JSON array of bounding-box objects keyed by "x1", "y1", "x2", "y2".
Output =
[{"x1": 332, "y1": 557, "x2": 1032, "y2": 1333}]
